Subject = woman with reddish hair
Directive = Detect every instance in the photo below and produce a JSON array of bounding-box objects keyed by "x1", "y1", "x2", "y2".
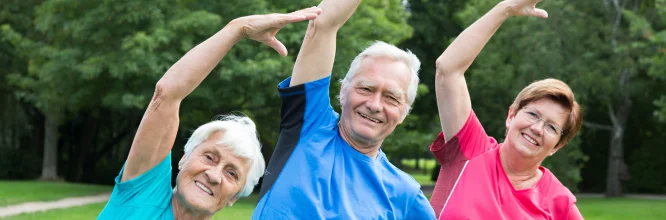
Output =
[{"x1": 430, "y1": 0, "x2": 584, "y2": 219}]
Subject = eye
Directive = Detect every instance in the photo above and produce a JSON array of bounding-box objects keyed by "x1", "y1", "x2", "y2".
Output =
[
  {"x1": 227, "y1": 170, "x2": 238, "y2": 180},
  {"x1": 357, "y1": 87, "x2": 372, "y2": 93},
  {"x1": 526, "y1": 111, "x2": 540, "y2": 119},
  {"x1": 547, "y1": 124, "x2": 559, "y2": 135},
  {"x1": 205, "y1": 154, "x2": 214, "y2": 162},
  {"x1": 386, "y1": 96, "x2": 400, "y2": 105}
]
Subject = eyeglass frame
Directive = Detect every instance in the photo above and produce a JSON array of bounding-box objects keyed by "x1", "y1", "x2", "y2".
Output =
[{"x1": 518, "y1": 106, "x2": 565, "y2": 137}]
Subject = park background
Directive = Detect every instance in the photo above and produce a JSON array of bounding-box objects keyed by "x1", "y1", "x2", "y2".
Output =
[{"x1": 1, "y1": 0, "x2": 665, "y2": 219}]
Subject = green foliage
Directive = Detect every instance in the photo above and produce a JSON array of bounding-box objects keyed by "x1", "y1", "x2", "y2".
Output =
[{"x1": 0, "y1": 0, "x2": 412, "y2": 182}]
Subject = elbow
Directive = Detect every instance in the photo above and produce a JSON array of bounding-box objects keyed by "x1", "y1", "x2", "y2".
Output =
[
  {"x1": 435, "y1": 57, "x2": 464, "y2": 81},
  {"x1": 153, "y1": 80, "x2": 181, "y2": 102},
  {"x1": 435, "y1": 57, "x2": 452, "y2": 80},
  {"x1": 310, "y1": 15, "x2": 344, "y2": 32}
]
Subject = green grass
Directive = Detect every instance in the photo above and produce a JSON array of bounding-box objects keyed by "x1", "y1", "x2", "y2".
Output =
[
  {"x1": 577, "y1": 198, "x2": 666, "y2": 219},
  {"x1": 5, "y1": 193, "x2": 666, "y2": 220},
  {"x1": 401, "y1": 158, "x2": 437, "y2": 186},
  {"x1": 6, "y1": 202, "x2": 108, "y2": 220},
  {"x1": 0, "y1": 181, "x2": 112, "y2": 207},
  {"x1": 5, "y1": 195, "x2": 259, "y2": 220},
  {"x1": 401, "y1": 159, "x2": 437, "y2": 171},
  {"x1": 407, "y1": 171, "x2": 433, "y2": 186}
]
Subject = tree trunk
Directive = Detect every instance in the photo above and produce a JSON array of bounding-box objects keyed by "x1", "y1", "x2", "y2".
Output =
[
  {"x1": 605, "y1": 71, "x2": 633, "y2": 197},
  {"x1": 40, "y1": 109, "x2": 61, "y2": 180}
]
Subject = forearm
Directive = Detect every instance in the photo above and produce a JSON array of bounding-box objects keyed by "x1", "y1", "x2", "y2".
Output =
[
  {"x1": 157, "y1": 21, "x2": 242, "y2": 100},
  {"x1": 436, "y1": 2, "x2": 512, "y2": 76},
  {"x1": 434, "y1": 2, "x2": 513, "y2": 142},
  {"x1": 289, "y1": 0, "x2": 361, "y2": 86}
]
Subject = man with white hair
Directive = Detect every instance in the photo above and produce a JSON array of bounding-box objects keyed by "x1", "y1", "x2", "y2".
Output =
[
  {"x1": 252, "y1": 0, "x2": 436, "y2": 219},
  {"x1": 97, "y1": 7, "x2": 321, "y2": 219}
]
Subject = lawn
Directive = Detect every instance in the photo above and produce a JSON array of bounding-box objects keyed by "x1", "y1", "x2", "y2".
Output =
[
  {"x1": 401, "y1": 158, "x2": 437, "y2": 186},
  {"x1": 6, "y1": 195, "x2": 260, "y2": 220},
  {"x1": 577, "y1": 197, "x2": 666, "y2": 219},
  {"x1": 401, "y1": 158, "x2": 437, "y2": 171},
  {"x1": 7, "y1": 196, "x2": 666, "y2": 220},
  {"x1": 0, "y1": 181, "x2": 112, "y2": 207},
  {"x1": 3, "y1": 180, "x2": 666, "y2": 219}
]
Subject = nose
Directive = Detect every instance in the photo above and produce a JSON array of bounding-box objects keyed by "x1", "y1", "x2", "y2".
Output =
[
  {"x1": 529, "y1": 119, "x2": 545, "y2": 136},
  {"x1": 205, "y1": 166, "x2": 222, "y2": 184},
  {"x1": 366, "y1": 93, "x2": 382, "y2": 113}
]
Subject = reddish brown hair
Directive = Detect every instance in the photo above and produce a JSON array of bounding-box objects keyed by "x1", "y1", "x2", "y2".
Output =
[{"x1": 509, "y1": 78, "x2": 583, "y2": 147}]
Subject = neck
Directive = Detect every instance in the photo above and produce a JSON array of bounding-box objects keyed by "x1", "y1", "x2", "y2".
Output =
[
  {"x1": 499, "y1": 144, "x2": 541, "y2": 181},
  {"x1": 171, "y1": 189, "x2": 212, "y2": 220},
  {"x1": 338, "y1": 123, "x2": 381, "y2": 159}
]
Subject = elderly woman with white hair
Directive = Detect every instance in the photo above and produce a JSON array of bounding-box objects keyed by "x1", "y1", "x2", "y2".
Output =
[{"x1": 97, "y1": 7, "x2": 322, "y2": 219}]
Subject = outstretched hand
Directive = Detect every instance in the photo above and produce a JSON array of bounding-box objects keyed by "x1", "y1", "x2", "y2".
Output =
[
  {"x1": 234, "y1": 7, "x2": 322, "y2": 56},
  {"x1": 503, "y1": 0, "x2": 548, "y2": 19}
]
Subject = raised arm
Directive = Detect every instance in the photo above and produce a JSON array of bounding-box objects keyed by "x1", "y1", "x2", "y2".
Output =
[
  {"x1": 435, "y1": 0, "x2": 548, "y2": 142},
  {"x1": 121, "y1": 8, "x2": 321, "y2": 182},
  {"x1": 289, "y1": 0, "x2": 362, "y2": 87}
]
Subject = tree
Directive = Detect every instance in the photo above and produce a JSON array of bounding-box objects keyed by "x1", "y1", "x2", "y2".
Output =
[{"x1": 2, "y1": 0, "x2": 413, "y2": 184}]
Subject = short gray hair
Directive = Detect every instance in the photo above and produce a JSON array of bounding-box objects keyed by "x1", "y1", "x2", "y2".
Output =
[
  {"x1": 182, "y1": 114, "x2": 265, "y2": 197},
  {"x1": 340, "y1": 41, "x2": 421, "y2": 118}
]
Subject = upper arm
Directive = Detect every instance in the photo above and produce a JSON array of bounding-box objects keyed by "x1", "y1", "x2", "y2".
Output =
[
  {"x1": 434, "y1": 65, "x2": 472, "y2": 142},
  {"x1": 289, "y1": 21, "x2": 337, "y2": 87},
  {"x1": 567, "y1": 204, "x2": 584, "y2": 220},
  {"x1": 121, "y1": 85, "x2": 181, "y2": 182},
  {"x1": 289, "y1": 0, "x2": 361, "y2": 87}
]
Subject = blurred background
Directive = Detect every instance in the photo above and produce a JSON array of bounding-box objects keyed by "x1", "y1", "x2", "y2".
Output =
[{"x1": 1, "y1": 0, "x2": 665, "y2": 219}]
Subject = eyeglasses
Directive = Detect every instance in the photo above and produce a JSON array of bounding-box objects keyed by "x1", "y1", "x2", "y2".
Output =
[{"x1": 519, "y1": 107, "x2": 564, "y2": 137}]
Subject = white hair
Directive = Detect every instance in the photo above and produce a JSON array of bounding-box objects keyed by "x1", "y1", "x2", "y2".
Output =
[
  {"x1": 182, "y1": 114, "x2": 265, "y2": 197},
  {"x1": 340, "y1": 41, "x2": 421, "y2": 118}
]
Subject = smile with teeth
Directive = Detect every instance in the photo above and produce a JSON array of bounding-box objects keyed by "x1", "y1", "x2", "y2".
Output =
[
  {"x1": 522, "y1": 133, "x2": 538, "y2": 146},
  {"x1": 359, "y1": 113, "x2": 381, "y2": 123},
  {"x1": 195, "y1": 181, "x2": 213, "y2": 195}
]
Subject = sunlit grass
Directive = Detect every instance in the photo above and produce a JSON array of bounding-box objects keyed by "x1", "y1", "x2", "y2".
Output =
[
  {"x1": 0, "y1": 181, "x2": 111, "y2": 207},
  {"x1": 5, "y1": 184, "x2": 666, "y2": 220}
]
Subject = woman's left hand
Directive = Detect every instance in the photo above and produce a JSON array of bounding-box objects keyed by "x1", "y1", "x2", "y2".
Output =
[
  {"x1": 502, "y1": 0, "x2": 548, "y2": 19},
  {"x1": 233, "y1": 7, "x2": 322, "y2": 56}
]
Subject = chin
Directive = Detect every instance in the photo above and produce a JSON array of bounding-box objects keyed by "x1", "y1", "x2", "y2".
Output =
[{"x1": 178, "y1": 188, "x2": 215, "y2": 212}]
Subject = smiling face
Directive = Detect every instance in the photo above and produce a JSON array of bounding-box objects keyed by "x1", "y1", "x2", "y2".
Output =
[
  {"x1": 174, "y1": 131, "x2": 250, "y2": 214},
  {"x1": 339, "y1": 56, "x2": 411, "y2": 147},
  {"x1": 504, "y1": 98, "x2": 568, "y2": 162}
]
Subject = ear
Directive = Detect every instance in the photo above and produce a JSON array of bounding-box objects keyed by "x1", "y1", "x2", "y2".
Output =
[
  {"x1": 227, "y1": 196, "x2": 239, "y2": 207},
  {"x1": 506, "y1": 107, "x2": 517, "y2": 130},
  {"x1": 339, "y1": 85, "x2": 346, "y2": 105},
  {"x1": 178, "y1": 155, "x2": 187, "y2": 170},
  {"x1": 549, "y1": 143, "x2": 565, "y2": 156}
]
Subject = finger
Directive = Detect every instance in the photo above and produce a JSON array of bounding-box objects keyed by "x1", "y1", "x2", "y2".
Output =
[
  {"x1": 266, "y1": 38, "x2": 288, "y2": 57},
  {"x1": 289, "y1": 7, "x2": 322, "y2": 20},
  {"x1": 278, "y1": 14, "x2": 308, "y2": 24},
  {"x1": 534, "y1": 8, "x2": 548, "y2": 19},
  {"x1": 290, "y1": 6, "x2": 322, "y2": 16}
]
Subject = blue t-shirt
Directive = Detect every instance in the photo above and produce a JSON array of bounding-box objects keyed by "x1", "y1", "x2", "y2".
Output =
[
  {"x1": 98, "y1": 153, "x2": 174, "y2": 220},
  {"x1": 253, "y1": 76, "x2": 435, "y2": 219}
]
